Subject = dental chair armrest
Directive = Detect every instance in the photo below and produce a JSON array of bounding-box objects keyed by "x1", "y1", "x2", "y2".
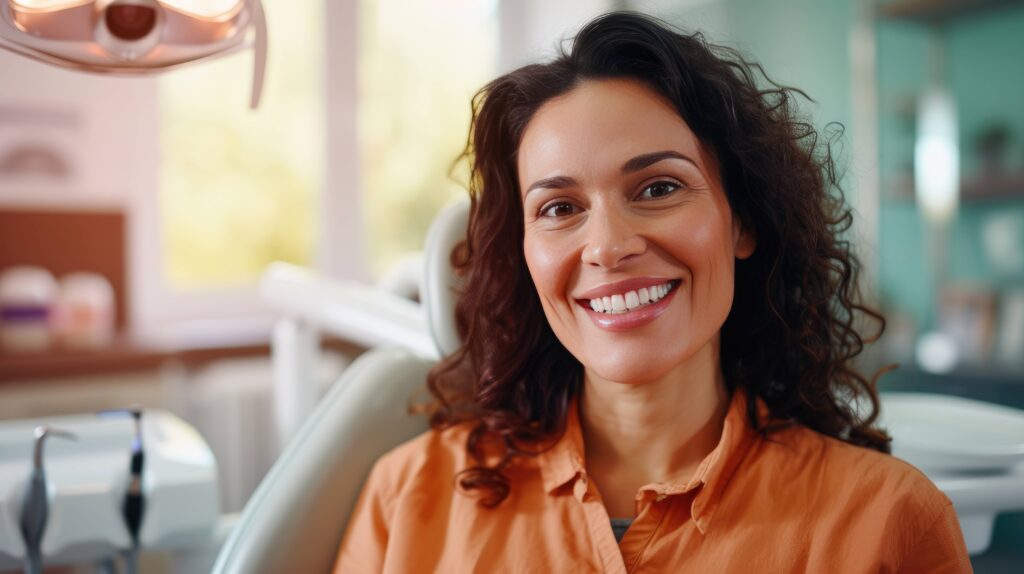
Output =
[{"x1": 260, "y1": 262, "x2": 438, "y2": 359}]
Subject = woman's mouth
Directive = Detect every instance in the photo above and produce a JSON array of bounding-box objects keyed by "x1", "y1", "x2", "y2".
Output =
[
  {"x1": 585, "y1": 279, "x2": 679, "y2": 314},
  {"x1": 576, "y1": 279, "x2": 681, "y2": 332}
]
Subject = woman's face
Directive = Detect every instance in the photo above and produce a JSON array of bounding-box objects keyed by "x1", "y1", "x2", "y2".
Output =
[{"x1": 518, "y1": 78, "x2": 755, "y2": 385}]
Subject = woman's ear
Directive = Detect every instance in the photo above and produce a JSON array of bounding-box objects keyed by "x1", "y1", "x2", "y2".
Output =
[{"x1": 733, "y1": 219, "x2": 756, "y2": 260}]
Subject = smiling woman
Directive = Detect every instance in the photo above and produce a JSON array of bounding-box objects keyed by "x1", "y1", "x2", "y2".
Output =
[
  {"x1": 520, "y1": 79, "x2": 755, "y2": 390},
  {"x1": 334, "y1": 12, "x2": 972, "y2": 573}
]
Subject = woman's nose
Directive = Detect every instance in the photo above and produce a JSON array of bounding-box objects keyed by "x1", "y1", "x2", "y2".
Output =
[{"x1": 580, "y1": 205, "x2": 646, "y2": 269}]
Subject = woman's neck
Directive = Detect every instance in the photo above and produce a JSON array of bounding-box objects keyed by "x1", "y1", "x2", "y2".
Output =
[{"x1": 578, "y1": 337, "x2": 730, "y2": 514}]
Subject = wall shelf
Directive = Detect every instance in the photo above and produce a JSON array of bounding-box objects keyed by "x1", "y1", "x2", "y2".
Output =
[
  {"x1": 880, "y1": 0, "x2": 1024, "y2": 22},
  {"x1": 882, "y1": 172, "x2": 1024, "y2": 202}
]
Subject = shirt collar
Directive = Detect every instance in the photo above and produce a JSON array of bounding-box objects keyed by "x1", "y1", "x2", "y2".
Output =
[
  {"x1": 539, "y1": 392, "x2": 588, "y2": 495},
  {"x1": 537, "y1": 386, "x2": 769, "y2": 534}
]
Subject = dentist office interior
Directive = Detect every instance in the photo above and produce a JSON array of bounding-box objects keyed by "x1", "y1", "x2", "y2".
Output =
[{"x1": 0, "y1": 0, "x2": 1023, "y2": 572}]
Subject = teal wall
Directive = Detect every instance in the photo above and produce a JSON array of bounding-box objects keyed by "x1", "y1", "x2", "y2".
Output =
[
  {"x1": 716, "y1": 0, "x2": 855, "y2": 145},
  {"x1": 655, "y1": 0, "x2": 856, "y2": 184},
  {"x1": 877, "y1": 6, "x2": 1024, "y2": 331}
]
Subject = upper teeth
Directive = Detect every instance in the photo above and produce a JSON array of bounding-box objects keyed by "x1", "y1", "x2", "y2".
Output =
[{"x1": 588, "y1": 281, "x2": 674, "y2": 314}]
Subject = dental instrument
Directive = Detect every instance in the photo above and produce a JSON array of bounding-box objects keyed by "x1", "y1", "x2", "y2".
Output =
[
  {"x1": 99, "y1": 407, "x2": 145, "y2": 574},
  {"x1": 19, "y1": 425, "x2": 76, "y2": 574}
]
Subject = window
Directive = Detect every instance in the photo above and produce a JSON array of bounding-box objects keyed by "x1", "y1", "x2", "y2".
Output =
[
  {"x1": 159, "y1": 0, "x2": 324, "y2": 289},
  {"x1": 138, "y1": 0, "x2": 499, "y2": 332},
  {"x1": 359, "y1": 0, "x2": 498, "y2": 277}
]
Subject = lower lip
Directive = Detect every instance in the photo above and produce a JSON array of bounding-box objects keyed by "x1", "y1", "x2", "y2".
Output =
[{"x1": 580, "y1": 284, "x2": 679, "y2": 333}]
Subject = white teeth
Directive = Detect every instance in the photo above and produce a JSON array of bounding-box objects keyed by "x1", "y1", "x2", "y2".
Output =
[
  {"x1": 611, "y1": 294, "x2": 626, "y2": 312},
  {"x1": 650, "y1": 288, "x2": 661, "y2": 303},
  {"x1": 586, "y1": 281, "x2": 675, "y2": 314},
  {"x1": 625, "y1": 291, "x2": 640, "y2": 310}
]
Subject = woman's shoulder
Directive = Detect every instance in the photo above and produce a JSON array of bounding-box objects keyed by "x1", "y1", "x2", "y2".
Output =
[
  {"x1": 368, "y1": 420, "x2": 476, "y2": 494},
  {"x1": 761, "y1": 423, "x2": 952, "y2": 518}
]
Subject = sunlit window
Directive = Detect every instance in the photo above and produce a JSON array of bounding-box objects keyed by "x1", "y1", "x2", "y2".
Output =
[
  {"x1": 159, "y1": 0, "x2": 323, "y2": 288},
  {"x1": 360, "y1": 0, "x2": 498, "y2": 277}
]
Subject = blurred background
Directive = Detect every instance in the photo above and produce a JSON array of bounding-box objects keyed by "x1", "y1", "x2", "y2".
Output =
[{"x1": 0, "y1": 0, "x2": 1022, "y2": 571}]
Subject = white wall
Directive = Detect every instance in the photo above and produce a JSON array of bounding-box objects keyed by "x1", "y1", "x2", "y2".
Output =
[
  {"x1": 499, "y1": 0, "x2": 615, "y2": 73},
  {"x1": 0, "y1": 50, "x2": 158, "y2": 211}
]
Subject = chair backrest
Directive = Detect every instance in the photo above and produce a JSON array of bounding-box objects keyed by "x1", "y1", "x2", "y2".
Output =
[
  {"x1": 421, "y1": 198, "x2": 469, "y2": 357},
  {"x1": 211, "y1": 347, "x2": 433, "y2": 574},
  {"x1": 212, "y1": 198, "x2": 471, "y2": 573}
]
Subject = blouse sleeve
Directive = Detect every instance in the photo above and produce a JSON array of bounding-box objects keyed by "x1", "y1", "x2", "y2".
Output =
[
  {"x1": 333, "y1": 458, "x2": 395, "y2": 573},
  {"x1": 897, "y1": 501, "x2": 973, "y2": 574}
]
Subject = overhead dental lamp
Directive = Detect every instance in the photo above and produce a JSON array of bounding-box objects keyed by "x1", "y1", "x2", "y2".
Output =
[{"x1": 0, "y1": 0, "x2": 267, "y2": 107}]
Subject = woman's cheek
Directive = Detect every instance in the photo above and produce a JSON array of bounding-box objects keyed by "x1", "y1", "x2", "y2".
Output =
[{"x1": 525, "y1": 231, "x2": 568, "y2": 273}]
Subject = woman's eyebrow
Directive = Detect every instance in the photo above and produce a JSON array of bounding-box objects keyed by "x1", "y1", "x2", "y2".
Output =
[
  {"x1": 524, "y1": 175, "x2": 577, "y2": 197},
  {"x1": 524, "y1": 150, "x2": 697, "y2": 197},
  {"x1": 621, "y1": 150, "x2": 697, "y2": 173}
]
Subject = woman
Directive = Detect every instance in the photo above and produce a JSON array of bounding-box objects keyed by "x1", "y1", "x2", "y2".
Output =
[{"x1": 335, "y1": 12, "x2": 971, "y2": 573}]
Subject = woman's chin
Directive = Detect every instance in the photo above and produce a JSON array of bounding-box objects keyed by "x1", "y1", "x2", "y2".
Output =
[
  {"x1": 583, "y1": 354, "x2": 678, "y2": 387},
  {"x1": 578, "y1": 335, "x2": 711, "y2": 387}
]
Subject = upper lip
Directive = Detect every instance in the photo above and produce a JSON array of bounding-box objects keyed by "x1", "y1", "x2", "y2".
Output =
[{"x1": 575, "y1": 277, "x2": 679, "y2": 301}]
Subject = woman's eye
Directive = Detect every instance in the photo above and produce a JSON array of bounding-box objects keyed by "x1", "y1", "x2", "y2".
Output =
[
  {"x1": 638, "y1": 181, "x2": 681, "y2": 200},
  {"x1": 540, "y1": 202, "x2": 579, "y2": 218}
]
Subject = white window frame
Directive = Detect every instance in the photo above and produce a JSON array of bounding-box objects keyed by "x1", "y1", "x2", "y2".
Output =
[{"x1": 129, "y1": 0, "x2": 364, "y2": 341}]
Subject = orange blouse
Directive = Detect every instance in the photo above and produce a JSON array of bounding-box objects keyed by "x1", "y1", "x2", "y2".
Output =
[{"x1": 334, "y1": 388, "x2": 972, "y2": 573}]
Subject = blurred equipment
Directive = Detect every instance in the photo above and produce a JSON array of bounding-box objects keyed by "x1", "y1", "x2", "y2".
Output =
[
  {"x1": 0, "y1": 409, "x2": 220, "y2": 572},
  {"x1": 915, "y1": 86, "x2": 960, "y2": 224},
  {"x1": 913, "y1": 31, "x2": 961, "y2": 373},
  {"x1": 996, "y1": 289, "x2": 1024, "y2": 367},
  {"x1": 0, "y1": 0, "x2": 267, "y2": 108},
  {"x1": 19, "y1": 425, "x2": 75, "y2": 574},
  {"x1": 879, "y1": 393, "x2": 1024, "y2": 554},
  {"x1": 99, "y1": 407, "x2": 146, "y2": 574}
]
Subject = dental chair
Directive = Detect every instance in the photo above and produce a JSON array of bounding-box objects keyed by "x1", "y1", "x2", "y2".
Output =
[
  {"x1": 210, "y1": 200, "x2": 468, "y2": 574},
  {"x1": 213, "y1": 198, "x2": 1024, "y2": 572}
]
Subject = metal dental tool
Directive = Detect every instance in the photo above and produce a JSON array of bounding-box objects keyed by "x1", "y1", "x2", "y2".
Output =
[
  {"x1": 99, "y1": 407, "x2": 145, "y2": 574},
  {"x1": 20, "y1": 425, "x2": 76, "y2": 574}
]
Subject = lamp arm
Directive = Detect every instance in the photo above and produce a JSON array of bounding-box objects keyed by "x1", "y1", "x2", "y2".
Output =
[{"x1": 249, "y1": 0, "x2": 267, "y2": 109}]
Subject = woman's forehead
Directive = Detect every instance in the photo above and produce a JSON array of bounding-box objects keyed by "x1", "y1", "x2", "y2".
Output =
[{"x1": 517, "y1": 78, "x2": 709, "y2": 188}]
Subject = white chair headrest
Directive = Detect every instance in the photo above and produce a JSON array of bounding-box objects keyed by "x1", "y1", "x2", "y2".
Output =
[{"x1": 421, "y1": 198, "x2": 470, "y2": 357}]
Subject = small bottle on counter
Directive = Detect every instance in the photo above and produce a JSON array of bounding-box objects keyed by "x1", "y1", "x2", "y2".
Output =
[
  {"x1": 52, "y1": 272, "x2": 116, "y2": 349},
  {"x1": 0, "y1": 266, "x2": 58, "y2": 352}
]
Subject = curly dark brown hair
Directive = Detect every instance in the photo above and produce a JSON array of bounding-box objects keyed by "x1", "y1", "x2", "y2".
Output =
[{"x1": 425, "y1": 11, "x2": 890, "y2": 508}]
